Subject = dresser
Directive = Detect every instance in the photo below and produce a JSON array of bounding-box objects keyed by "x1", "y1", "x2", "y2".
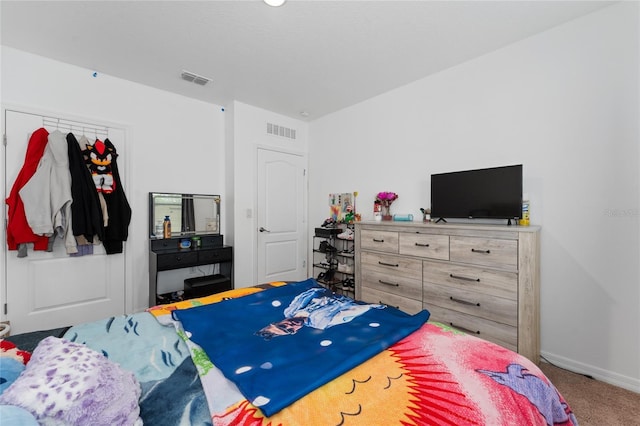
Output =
[{"x1": 355, "y1": 221, "x2": 540, "y2": 363}]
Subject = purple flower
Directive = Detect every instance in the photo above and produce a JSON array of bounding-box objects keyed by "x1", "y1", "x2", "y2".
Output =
[{"x1": 375, "y1": 192, "x2": 398, "y2": 206}]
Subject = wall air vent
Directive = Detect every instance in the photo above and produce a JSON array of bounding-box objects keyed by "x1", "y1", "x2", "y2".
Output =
[
  {"x1": 181, "y1": 70, "x2": 211, "y2": 86},
  {"x1": 267, "y1": 122, "x2": 297, "y2": 140}
]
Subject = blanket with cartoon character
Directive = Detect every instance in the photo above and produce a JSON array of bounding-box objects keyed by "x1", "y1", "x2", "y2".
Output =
[
  {"x1": 9, "y1": 280, "x2": 577, "y2": 425},
  {"x1": 171, "y1": 279, "x2": 430, "y2": 417},
  {"x1": 154, "y1": 280, "x2": 578, "y2": 425}
]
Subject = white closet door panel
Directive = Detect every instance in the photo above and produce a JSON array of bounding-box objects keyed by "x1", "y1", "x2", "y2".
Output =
[
  {"x1": 31, "y1": 256, "x2": 110, "y2": 309},
  {"x1": 3, "y1": 107, "x2": 127, "y2": 334}
]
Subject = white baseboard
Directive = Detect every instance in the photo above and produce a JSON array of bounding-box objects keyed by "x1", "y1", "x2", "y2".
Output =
[{"x1": 541, "y1": 350, "x2": 640, "y2": 393}]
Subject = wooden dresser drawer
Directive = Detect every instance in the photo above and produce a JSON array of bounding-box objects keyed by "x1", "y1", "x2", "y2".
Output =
[
  {"x1": 422, "y1": 260, "x2": 517, "y2": 300},
  {"x1": 361, "y1": 287, "x2": 423, "y2": 315},
  {"x1": 426, "y1": 304, "x2": 517, "y2": 351},
  {"x1": 361, "y1": 271, "x2": 421, "y2": 301},
  {"x1": 399, "y1": 232, "x2": 449, "y2": 260},
  {"x1": 361, "y1": 252, "x2": 422, "y2": 280},
  {"x1": 360, "y1": 229, "x2": 398, "y2": 253},
  {"x1": 423, "y1": 282, "x2": 517, "y2": 326},
  {"x1": 450, "y1": 236, "x2": 517, "y2": 270},
  {"x1": 361, "y1": 252, "x2": 422, "y2": 300}
]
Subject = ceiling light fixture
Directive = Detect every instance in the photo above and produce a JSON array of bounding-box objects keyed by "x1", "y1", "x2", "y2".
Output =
[{"x1": 264, "y1": 0, "x2": 286, "y2": 7}]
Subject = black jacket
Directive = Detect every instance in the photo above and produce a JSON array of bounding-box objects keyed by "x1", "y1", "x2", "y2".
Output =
[
  {"x1": 67, "y1": 133, "x2": 104, "y2": 243},
  {"x1": 100, "y1": 138, "x2": 131, "y2": 254}
]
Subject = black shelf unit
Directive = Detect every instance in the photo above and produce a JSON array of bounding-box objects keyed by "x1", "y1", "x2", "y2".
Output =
[{"x1": 313, "y1": 225, "x2": 355, "y2": 295}]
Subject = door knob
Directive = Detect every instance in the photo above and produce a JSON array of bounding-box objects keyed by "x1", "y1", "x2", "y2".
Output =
[{"x1": 259, "y1": 227, "x2": 271, "y2": 233}]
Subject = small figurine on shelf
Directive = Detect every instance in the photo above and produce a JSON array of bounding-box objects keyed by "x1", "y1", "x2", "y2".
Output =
[
  {"x1": 343, "y1": 205, "x2": 355, "y2": 224},
  {"x1": 420, "y1": 208, "x2": 431, "y2": 223}
]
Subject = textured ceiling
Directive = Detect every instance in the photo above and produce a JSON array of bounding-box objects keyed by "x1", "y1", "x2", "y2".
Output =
[{"x1": 1, "y1": 1, "x2": 614, "y2": 120}]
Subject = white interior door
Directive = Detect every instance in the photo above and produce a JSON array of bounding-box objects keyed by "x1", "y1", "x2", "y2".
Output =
[
  {"x1": 257, "y1": 148, "x2": 306, "y2": 283},
  {"x1": 2, "y1": 108, "x2": 127, "y2": 334}
]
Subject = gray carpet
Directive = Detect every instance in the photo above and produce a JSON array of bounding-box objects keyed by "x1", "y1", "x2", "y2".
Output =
[{"x1": 539, "y1": 362, "x2": 640, "y2": 425}]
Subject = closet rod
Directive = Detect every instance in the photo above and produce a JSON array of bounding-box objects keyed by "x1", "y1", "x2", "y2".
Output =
[
  {"x1": 4, "y1": 108, "x2": 111, "y2": 136},
  {"x1": 42, "y1": 117, "x2": 109, "y2": 137}
]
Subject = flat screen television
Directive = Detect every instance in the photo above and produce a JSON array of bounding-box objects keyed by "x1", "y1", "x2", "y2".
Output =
[{"x1": 430, "y1": 164, "x2": 522, "y2": 223}]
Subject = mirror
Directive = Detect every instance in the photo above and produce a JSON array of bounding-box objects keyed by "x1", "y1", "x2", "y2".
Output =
[{"x1": 149, "y1": 192, "x2": 220, "y2": 238}]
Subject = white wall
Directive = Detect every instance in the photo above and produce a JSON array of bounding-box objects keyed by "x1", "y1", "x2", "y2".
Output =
[
  {"x1": 229, "y1": 101, "x2": 309, "y2": 288},
  {"x1": 1, "y1": 47, "x2": 226, "y2": 313},
  {"x1": 308, "y1": 2, "x2": 639, "y2": 392}
]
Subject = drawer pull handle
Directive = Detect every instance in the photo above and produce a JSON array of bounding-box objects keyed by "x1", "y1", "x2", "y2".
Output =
[
  {"x1": 373, "y1": 238, "x2": 385, "y2": 243},
  {"x1": 378, "y1": 279, "x2": 400, "y2": 287},
  {"x1": 449, "y1": 274, "x2": 480, "y2": 283},
  {"x1": 380, "y1": 301, "x2": 400, "y2": 310},
  {"x1": 471, "y1": 248, "x2": 491, "y2": 254},
  {"x1": 449, "y1": 323, "x2": 480, "y2": 335},
  {"x1": 449, "y1": 296, "x2": 480, "y2": 307},
  {"x1": 414, "y1": 243, "x2": 430, "y2": 247},
  {"x1": 378, "y1": 261, "x2": 399, "y2": 268}
]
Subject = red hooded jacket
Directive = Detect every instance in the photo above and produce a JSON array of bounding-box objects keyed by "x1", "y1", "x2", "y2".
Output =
[{"x1": 6, "y1": 127, "x2": 51, "y2": 250}]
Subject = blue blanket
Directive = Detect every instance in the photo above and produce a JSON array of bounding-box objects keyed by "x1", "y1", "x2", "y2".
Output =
[
  {"x1": 172, "y1": 278, "x2": 430, "y2": 416},
  {"x1": 64, "y1": 313, "x2": 210, "y2": 425}
]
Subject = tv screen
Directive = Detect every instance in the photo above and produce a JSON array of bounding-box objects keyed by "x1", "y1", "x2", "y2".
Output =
[{"x1": 431, "y1": 164, "x2": 522, "y2": 221}]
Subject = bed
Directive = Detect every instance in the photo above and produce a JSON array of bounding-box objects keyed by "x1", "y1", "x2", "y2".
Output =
[{"x1": 0, "y1": 278, "x2": 577, "y2": 425}]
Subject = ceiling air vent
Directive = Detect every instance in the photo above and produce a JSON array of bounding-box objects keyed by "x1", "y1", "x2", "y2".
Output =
[
  {"x1": 267, "y1": 122, "x2": 297, "y2": 140},
  {"x1": 181, "y1": 70, "x2": 211, "y2": 86}
]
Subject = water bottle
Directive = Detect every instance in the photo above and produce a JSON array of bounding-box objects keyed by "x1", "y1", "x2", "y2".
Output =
[
  {"x1": 163, "y1": 216, "x2": 172, "y2": 238},
  {"x1": 519, "y1": 194, "x2": 530, "y2": 226}
]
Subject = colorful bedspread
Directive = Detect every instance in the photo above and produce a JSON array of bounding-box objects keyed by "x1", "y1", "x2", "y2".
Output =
[
  {"x1": 215, "y1": 322, "x2": 577, "y2": 426},
  {"x1": 171, "y1": 279, "x2": 430, "y2": 417},
  {"x1": 55, "y1": 280, "x2": 577, "y2": 425},
  {"x1": 156, "y1": 280, "x2": 577, "y2": 425}
]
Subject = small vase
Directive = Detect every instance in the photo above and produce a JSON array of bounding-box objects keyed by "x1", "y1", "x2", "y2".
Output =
[{"x1": 381, "y1": 204, "x2": 392, "y2": 221}]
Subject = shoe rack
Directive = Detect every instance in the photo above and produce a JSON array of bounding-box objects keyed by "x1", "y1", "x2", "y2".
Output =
[{"x1": 313, "y1": 224, "x2": 355, "y2": 295}]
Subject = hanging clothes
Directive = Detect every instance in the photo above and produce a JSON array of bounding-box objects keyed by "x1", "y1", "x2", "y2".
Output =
[
  {"x1": 83, "y1": 138, "x2": 131, "y2": 254},
  {"x1": 67, "y1": 133, "x2": 104, "y2": 244},
  {"x1": 19, "y1": 130, "x2": 77, "y2": 254},
  {"x1": 5, "y1": 128, "x2": 51, "y2": 256}
]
